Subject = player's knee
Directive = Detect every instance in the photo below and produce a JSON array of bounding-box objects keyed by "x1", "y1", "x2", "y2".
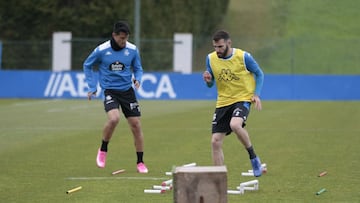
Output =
[
  {"x1": 211, "y1": 137, "x2": 222, "y2": 149},
  {"x1": 230, "y1": 121, "x2": 243, "y2": 131},
  {"x1": 108, "y1": 116, "x2": 120, "y2": 126},
  {"x1": 128, "y1": 118, "x2": 141, "y2": 129}
]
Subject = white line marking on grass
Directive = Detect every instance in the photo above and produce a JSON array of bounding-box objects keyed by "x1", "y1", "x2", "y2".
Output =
[
  {"x1": 12, "y1": 100, "x2": 62, "y2": 107},
  {"x1": 1, "y1": 127, "x2": 92, "y2": 131},
  {"x1": 248, "y1": 128, "x2": 360, "y2": 132},
  {"x1": 66, "y1": 176, "x2": 167, "y2": 181},
  {"x1": 47, "y1": 104, "x2": 95, "y2": 113}
]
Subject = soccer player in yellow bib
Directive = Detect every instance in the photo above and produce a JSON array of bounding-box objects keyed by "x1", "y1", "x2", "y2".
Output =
[{"x1": 203, "y1": 30, "x2": 264, "y2": 177}]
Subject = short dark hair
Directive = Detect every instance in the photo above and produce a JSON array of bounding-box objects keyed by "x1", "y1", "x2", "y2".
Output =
[
  {"x1": 212, "y1": 30, "x2": 230, "y2": 41},
  {"x1": 113, "y1": 21, "x2": 130, "y2": 35}
]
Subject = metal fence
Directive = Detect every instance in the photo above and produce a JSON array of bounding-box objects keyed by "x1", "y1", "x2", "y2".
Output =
[{"x1": 1, "y1": 37, "x2": 359, "y2": 74}]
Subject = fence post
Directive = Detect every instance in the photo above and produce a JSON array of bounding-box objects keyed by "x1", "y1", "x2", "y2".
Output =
[
  {"x1": 173, "y1": 33, "x2": 193, "y2": 74},
  {"x1": 52, "y1": 32, "x2": 72, "y2": 71}
]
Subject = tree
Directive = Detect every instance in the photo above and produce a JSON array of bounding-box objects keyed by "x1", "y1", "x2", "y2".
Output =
[{"x1": 0, "y1": 0, "x2": 229, "y2": 70}]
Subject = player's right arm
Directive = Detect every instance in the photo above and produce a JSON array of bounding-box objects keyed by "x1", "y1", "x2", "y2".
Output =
[
  {"x1": 203, "y1": 55, "x2": 214, "y2": 87},
  {"x1": 83, "y1": 48, "x2": 100, "y2": 100}
]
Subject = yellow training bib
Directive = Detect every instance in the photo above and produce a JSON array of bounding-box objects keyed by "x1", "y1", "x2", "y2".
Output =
[{"x1": 209, "y1": 49, "x2": 255, "y2": 107}]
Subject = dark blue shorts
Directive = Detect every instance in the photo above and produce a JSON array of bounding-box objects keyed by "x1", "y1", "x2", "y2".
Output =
[
  {"x1": 211, "y1": 102, "x2": 250, "y2": 135},
  {"x1": 103, "y1": 88, "x2": 141, "y2": 118}
]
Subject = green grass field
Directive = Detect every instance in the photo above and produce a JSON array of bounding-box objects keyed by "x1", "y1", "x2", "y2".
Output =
[{"x1": 1, "y1": 99, "x2": 359, "y2": 202}]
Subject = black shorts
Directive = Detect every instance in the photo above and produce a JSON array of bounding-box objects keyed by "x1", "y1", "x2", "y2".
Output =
[
  {"x1": 103, "y1": 88, "x2": 141, "y2": 118},
  {"x1": 212, "y1": 102, "x2": 250, "y2": 135}
]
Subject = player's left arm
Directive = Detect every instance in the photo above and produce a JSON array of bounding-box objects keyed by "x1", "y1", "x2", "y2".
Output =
[
  {"x1": 244, "y1": 52, "x2": 264, "y2": 110},
  {"x1": 132, "y1": 49, "x2": 144, "y2": 89}
]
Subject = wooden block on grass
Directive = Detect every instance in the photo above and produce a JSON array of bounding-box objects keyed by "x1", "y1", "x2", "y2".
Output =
[{"x1": 173, "y1": 166, "x2": 227, "y2": 203}]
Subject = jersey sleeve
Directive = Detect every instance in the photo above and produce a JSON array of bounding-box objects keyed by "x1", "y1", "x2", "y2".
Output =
[
  {"x1": 83, "y1": 48, "x2": 100, "y2": 93},
  {"x1": 244, "y1": 52, "x2": 264, "y2": 96},
  {"x1": 132, "y1": 48, "x2": 143, "y2": 83}
]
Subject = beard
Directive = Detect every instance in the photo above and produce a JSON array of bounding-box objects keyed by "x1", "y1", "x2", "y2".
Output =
[{"x1": 217, "y1": 45, "x2": 229, "y2": 58}]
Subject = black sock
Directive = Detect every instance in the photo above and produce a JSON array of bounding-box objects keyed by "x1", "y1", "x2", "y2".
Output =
[
  {"x1": 137, "y1": 152, "x2": 144, "y2": 164},
  {"x1": 246, "y1": 146, "x2": 257, "y2": 159},
  {"x1": 100, "y1": 140, "x2": 109, "y2": 152}
]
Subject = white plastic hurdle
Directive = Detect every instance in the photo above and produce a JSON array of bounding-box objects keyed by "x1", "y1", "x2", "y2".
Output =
[
  {"x1": 227, "y1": 190, "x2": 242, "y2": 194},
  {"x1": 165, "y1": 162, "x2": 197, "y2": 176},
  {"x1": 236, "y1": 186, "x2": 258, "y2": 191},
  {"x1": 227, "y1": 179, "x2": 259, "y2": 195},
  {"x1": 239, "y1": 180, "x2": 259, "y2": 194},
  {"x1": 144, "y1": 189, "x2": 166, "y2": 194},
  {"x1": 144, "y1": 179, "x2": 172, "y2": 194},
  {"x1": 161, "y1": 179, "x2": 173, "y2": 186},
  {"x1": 153, "y1": 185, "x2": 172, "y2": 190},
  {"x1": 241, "y1": 172, "x2": 255, "y2": 176},
  {"x1": 144, "y1": 162, "x2": 197, "y2": 194}
]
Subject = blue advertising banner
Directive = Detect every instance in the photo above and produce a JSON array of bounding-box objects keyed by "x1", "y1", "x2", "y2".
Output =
[{"x1": 0, "y1": 70, "x2": 359, "y2": 100}]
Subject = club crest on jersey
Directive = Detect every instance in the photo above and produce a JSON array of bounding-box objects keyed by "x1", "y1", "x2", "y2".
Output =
[
  {"x1": 124, "y1": 49, "x2": 130, "y2": 56},
  {"x1": 109, "y1": 61, "x2": 125, "y2": 71}
]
